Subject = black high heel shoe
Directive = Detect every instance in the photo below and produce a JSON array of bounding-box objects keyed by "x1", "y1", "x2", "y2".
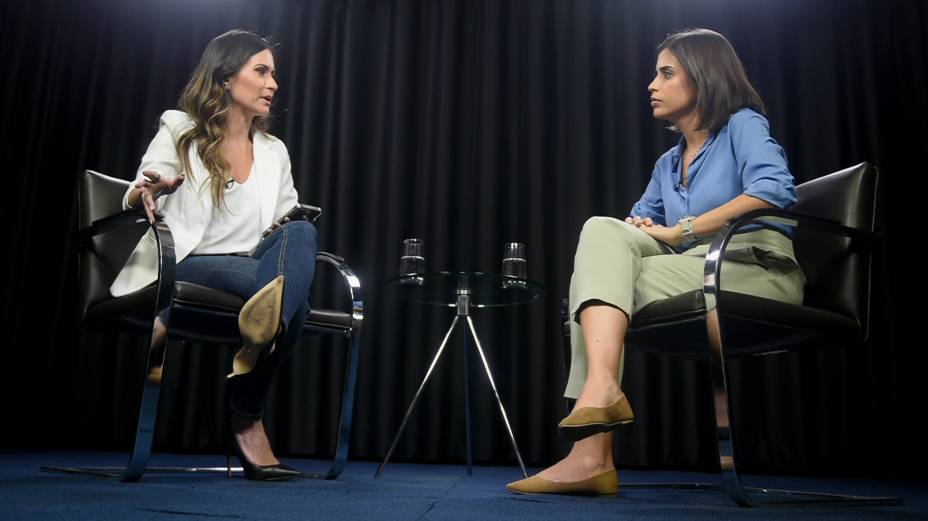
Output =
[{"x1": 224, "y1": 405, "x2": 300, "y2": 481}]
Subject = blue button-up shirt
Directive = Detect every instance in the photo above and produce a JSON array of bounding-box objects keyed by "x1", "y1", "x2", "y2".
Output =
[{"x1": 630, "y1": 108, "x2": 796, "y2": 246}]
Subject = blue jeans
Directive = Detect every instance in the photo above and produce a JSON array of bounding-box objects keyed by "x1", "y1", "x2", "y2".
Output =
[{"x1": 171, "y1": 220, "x2": 318, "y2": 418}]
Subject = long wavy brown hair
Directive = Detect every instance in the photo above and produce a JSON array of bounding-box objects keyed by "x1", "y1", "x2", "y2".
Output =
[{"x1": 176, "y1": 30, "x2": 274, "y2": 207}]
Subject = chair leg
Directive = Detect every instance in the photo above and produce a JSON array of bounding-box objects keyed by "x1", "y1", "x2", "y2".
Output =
[
  {"x1": 42, "y1": 308, "x2": 172, "y2": 481},
  {"x1": 118, "y1": 354, "x2": 164, "y2": 481},
  {"x1": 621, "y1": 308, "x2": 899, "y2": 506},
  {"x1": 324, "y1": 329, "x2": 361, "y2": 480},
  {"x1": 42, "y1": 331, "x2": 236, "y2": 479},
  {"x1": 704, "y1": 308, "x2": 753, "y2": 506},
  {"x1": 696, "y1": 308, "x2": 902, "y2": 507}
]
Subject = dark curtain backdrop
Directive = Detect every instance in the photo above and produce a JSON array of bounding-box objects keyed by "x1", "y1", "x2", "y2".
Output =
[{"x1": 2, "y1": 0, "x2": 925, "y2": 477}]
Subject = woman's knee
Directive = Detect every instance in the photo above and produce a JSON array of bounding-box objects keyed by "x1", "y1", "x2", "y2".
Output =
[
  {"x1": 577, "y1": 216, "x2": 637, "y2": 247},
  {"x1": 283, "y1": 220, "x2": 319, "y2": 247}
]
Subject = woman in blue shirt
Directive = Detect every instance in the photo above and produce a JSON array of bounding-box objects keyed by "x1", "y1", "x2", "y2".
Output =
[{"x1": 507, "y1": 28, "x2": 805, "y2": 496}]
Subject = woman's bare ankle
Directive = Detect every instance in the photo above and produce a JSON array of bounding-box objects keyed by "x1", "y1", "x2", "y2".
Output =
[{"x1": 575, "y1": 379, "x2": 621, "y2": 409}]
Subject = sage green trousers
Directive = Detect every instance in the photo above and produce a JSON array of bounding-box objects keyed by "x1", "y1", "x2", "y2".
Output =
[{"x1": 564, "y1": 216, "x2": 805, "y2": 399}]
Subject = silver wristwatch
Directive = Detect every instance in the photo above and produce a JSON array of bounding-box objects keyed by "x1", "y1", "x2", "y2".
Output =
[{"x1": 678, "y1": 215, "x2": 698, "y2": 242}]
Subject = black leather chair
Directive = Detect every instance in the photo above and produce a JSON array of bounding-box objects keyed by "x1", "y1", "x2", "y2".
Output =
[
  {"x1": 47, "y1": 169, "x2": 363, "y2": 482},
  {"x1": 563, "y1": 162, "x2": 900, "y2": 506}
]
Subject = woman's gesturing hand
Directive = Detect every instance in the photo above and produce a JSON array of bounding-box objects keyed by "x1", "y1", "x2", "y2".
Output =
[{"x1": 135, "y1": 170, "x2": 185, "y2": 224}]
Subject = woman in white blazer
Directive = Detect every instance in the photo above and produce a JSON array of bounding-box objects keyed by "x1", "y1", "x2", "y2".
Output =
[{"x1": 112, "y1": 30, "x2": 316, "y2": 481}]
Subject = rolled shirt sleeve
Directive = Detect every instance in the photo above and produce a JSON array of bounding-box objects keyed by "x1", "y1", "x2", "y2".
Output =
[
  {"x1": 731, "y1": 111, "x2": 797, "y2": 209},
  {"x1": 629, "y1": 167, "x2": 667, "y2": 225}
]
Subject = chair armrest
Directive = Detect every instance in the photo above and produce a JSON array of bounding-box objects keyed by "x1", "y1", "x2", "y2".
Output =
[
  {"x1": 726, "y1": 208, "x2": 878, "y2": 244},
  {"x1": 702, "y1": 207, "x2": 879, "y2": 336},
  {"x1": 79, "y1": 208, "x2": 176, "y2": 316},
  {"x1": 316, "y1": 250, "x2": 345, "y2": 264},
  {"x1": 79, "y1": 208, "x2": 150, "y2": 243},
  {"x1": 704, "y1": 208, "x2": 879, "y2": 294},
  {"x1": 315, "y1": 251, "x2": 363, "y2": 326}
]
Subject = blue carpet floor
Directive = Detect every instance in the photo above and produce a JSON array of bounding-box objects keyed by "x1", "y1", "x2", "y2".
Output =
[{"x1": 0, "y1": 451, "x2": 924, "y2": 520}]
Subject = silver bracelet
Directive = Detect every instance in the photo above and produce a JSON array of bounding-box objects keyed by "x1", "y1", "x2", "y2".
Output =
[{"x1": 678, "y1": 215, "x2": 698, "y2": 242}]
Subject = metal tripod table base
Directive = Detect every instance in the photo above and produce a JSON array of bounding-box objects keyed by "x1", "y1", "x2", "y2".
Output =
[{"x1": 376, "y1": 288, "x2": 528, "y2": 479}]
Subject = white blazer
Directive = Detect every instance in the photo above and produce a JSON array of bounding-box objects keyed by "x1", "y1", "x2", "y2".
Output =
[{"x1": 110, "y1": 110, "x2": 299, "y2": 297}]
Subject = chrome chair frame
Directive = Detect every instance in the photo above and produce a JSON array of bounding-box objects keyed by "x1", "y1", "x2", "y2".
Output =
[{"x1": 45, "y1": 170, "x2": 362, "y2": 482}]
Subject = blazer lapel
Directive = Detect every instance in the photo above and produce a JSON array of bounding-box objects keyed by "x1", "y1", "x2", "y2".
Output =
[{"x1": 253, "y1": 132, "x2": 279, "y2": 227}]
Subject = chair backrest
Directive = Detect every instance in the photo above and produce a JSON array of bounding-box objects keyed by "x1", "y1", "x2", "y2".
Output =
[
  {"x1": 791, "y1": 162, "x2": 878, "y2": 335},
  {"x1": 78, "y1": 170, "x2": 148, "y2": 321}
]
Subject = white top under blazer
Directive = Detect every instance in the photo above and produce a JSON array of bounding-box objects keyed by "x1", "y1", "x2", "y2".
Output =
[
  {"x1": 109, "y1": 110, "x2": 300, "y2": 297},
  {"x1": 192, "y1": 163, "x2": 263, "y2": 255}
]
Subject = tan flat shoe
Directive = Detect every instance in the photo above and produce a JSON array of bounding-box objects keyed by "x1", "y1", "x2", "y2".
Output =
[
  {"x1": 505, "y1": 469, "x2": 618, "y2": 496},
  {"x1": 228, "y1": 276, "x2": 285, "y2": 378},
  {"x1": 557, "y1": 394, "x2": 634, "y2": 442}
]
